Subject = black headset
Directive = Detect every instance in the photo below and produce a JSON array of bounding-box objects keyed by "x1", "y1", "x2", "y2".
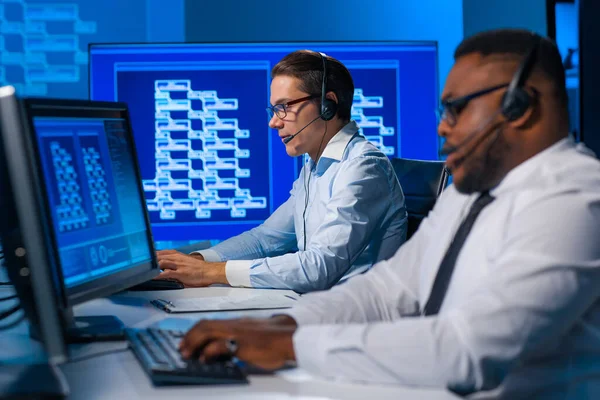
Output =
[
  {"x1": 318, "y1": 52, "x2": 338, "y2": 121},
  {"x1": 500, "y1": 34, "x2": 541, "y2": 121}
]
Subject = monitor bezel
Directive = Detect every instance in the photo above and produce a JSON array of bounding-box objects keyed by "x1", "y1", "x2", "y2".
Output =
[
  {"x1": 0, "y1": 86, "x2": 69, "y2": 364},
  {"x1": 87, "y1": 40, "x2": 440, "y2": 102},
  {"x1": 21, "y1": 98, "x2": 159, "y2": 307}
]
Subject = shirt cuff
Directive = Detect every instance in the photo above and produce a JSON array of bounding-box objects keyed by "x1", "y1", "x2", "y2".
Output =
[
  {"x1": 293, "y1": 324, "x2": 366, "y2": 375},
  {"x1": 192, "y1": 249, "x2": 222, "y2": 262},
  {"x1": 277, "y1": 306, "x2": 321, "y2": 326},
  {"x1": 225, "y1": 260, "x2": 253, "y2": 287}
]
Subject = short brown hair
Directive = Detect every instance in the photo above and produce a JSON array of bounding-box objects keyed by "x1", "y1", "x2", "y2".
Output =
[{"x1": 271, "y1": 50, "x2": 354, "y2": 121}]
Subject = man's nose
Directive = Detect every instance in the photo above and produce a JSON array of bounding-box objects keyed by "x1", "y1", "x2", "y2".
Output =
[{"x1": 269, "y1": 114, "x2": 283, "y2": 129}]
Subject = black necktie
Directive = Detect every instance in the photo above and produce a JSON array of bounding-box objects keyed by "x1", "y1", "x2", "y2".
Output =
[{"x1": 422, "y1": 191, "x2": 495, "y2": 316}]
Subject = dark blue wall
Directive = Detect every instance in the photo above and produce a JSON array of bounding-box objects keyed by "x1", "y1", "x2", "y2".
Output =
[
  {"x1": 184, "y1": 0, "x2": 464, "y2": 95},
  {"x1": 463, "y1": 0, "x2": 547, "y2": 37}
]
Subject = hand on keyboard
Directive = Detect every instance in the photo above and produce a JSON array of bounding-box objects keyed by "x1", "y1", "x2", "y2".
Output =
[
  {"x1": 125, "y1": 328, "x2": 247, "y2": 386},
  {"x1": 179, "y1": 316, "x2": 298, "y2": 371},
  {"x1": 156, "y1": 250, "x2": 228, "y2": 287}
]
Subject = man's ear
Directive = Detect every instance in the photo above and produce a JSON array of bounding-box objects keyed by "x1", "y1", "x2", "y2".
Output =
[{"x1": 326, "y1": 91, "x2": 339, "y2": 104}]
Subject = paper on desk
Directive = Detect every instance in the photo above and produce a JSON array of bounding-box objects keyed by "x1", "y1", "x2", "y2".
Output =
[
  {"x1": 153, "y1": 292, "x2": 300, "y2": 313},
  {"x1": 218, "y1": 395, "x2": 331, "y2": 400},
  {"x1": 276, "y1": 367, "x2": 320, "y2": 383}
]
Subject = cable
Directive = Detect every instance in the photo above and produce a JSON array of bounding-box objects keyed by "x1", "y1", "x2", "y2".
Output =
[
  {"x1": 0, "y1": 294, "x2": 17, "y2": 301},
  {"x1": 0, "y1": 311, "x2": 24, "y2": 331},
  {"x1": 68, "y1": 346, "x2": 130, "y2": 364},
  {"x1": 302, "y1": 161, "x2": 313, "y2": 251},
  {"x1": 302, "y1": 123, "x2": 328, "y2": 250},
  {"x1": 0, "y1": 282, "x2": 12, "y2": 286},
  {"x1": 0, "y1": 304, "x2": 20, "y2": 320}
]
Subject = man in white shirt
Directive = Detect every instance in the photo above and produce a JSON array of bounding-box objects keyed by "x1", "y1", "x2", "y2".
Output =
[
  {"x1": 177, "y1": 29, "x2": 600, "y2": 398},
  {"x1": 155, "y1": 50, "x2": 407, "y2": 293}
]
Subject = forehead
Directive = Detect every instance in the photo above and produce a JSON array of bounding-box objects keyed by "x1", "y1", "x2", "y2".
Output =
[
  {"x1": 443, "y1": 53, "x2": 518, "y2": 98},
  {"x1": 270, "y1": 75, "x2": 305, "y2": 101}
]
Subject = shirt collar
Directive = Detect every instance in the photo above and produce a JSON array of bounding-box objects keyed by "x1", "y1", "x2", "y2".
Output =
[
  {"x1": 319, "y1": 120, "x2": 359, "y2": 162},
  {"x1": 308, "y1": 120, "x2": 359, "y2": 174},
  {"x1": 490, "y1": 137, "x2": 575, "y2": 196},
  {"x1": 308, "y1": 121, "x2": 359, "y2": 174}
]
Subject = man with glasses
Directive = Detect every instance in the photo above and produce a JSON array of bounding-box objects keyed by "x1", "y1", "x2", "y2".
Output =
[
  {"x1": 156, "y1": 50, "x2": 407, "y2": 292},
  {"x1": 176, "y1": 30, "x2": 600, "y2": 398}
]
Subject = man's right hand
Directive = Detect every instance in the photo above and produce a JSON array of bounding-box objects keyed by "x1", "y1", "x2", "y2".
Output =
[
  {"x1": 155, "y1": 250, "x2": 227, "y2": 287},
  {"x1": 179, "y1": 316, "x2": 298, "y2": 369}
]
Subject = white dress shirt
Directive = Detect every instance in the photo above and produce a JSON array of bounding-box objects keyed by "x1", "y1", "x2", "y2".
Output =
[
  {"x1": 283, "y1": 137, "x2": 600, "y2": 398},
  {"x1": 196, "y1": 121, "x2": 407, "y2": 292}
]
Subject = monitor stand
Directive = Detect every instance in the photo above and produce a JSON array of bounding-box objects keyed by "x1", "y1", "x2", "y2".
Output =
[
  {"x1": 0, "y1": 363, "x2": 69, "y2": 399},
  {"x1": 29, "y1": 310, "x2": 125, "y2": 343},
  {"x1": 66, "y1": 315, "x2": 125, "y2": 343}
]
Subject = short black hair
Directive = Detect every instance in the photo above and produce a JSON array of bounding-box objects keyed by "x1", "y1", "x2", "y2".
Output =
[
  {"x1": 272, "y1": 50, "x2": 354, "y2": 121},
  {"x1": 454, "y1": 29, "x2": 568, "y2": 107}
]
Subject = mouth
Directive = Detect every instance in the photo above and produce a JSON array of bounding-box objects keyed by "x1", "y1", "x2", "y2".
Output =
[{"x1": 280, "y1": 134, "x2": 291, "y2": 143}]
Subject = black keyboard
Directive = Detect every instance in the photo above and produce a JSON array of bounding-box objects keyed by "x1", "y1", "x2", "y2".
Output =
[{"x1": 125, "y1": 328, "x2": 248, "y2": 386}]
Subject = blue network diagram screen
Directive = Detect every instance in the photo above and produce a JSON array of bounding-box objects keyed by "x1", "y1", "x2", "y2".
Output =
[
  {"x1": 33, "y1": 116, "x2": 153, "y2": 288},
  {"x1": 89, "y1": 42, "x2": 439, "y2": 243}
]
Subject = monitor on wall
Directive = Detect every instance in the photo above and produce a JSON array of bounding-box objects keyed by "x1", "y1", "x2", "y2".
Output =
[{"x1": 88, "y1": 42, "x2": 439, "y2": 246}]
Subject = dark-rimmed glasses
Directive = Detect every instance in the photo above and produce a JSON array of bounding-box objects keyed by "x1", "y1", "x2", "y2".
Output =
[
  {"x1": 266, "y1": 94, "x2": 319, "y2": 119},
  {"x1": 436, "y1": 83, "x2": 510, "y2": 127}
]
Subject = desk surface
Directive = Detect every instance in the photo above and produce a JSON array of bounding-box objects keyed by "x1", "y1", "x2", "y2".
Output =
[{"x1": 0, "y1": 286, "x2": 459, "y2": 400}]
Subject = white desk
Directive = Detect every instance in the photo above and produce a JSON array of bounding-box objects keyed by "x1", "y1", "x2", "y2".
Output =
[{"x1": 1, "y1": 287, "x2": 459, "y2": 400}]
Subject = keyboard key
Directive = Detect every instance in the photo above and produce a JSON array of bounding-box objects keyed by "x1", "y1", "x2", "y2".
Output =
[{"x1": 125, "y1": 328, "x2": 248, "y2": 385}]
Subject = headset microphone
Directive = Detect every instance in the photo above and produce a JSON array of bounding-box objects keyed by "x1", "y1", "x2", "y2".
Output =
[
  {"x1": 282, "y1": 114, "x2": 323, "y2": 144},
  {"x1": 440, "y1": 108, "x2": 504, "y2": 157}
]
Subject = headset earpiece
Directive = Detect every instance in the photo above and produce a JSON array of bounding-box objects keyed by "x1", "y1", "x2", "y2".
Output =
[
  {"x1": 321, "y1": 98, "x2": 337, "y2": 121},
  {"x1": 501, "y1": 88, "x2": 532, "y2": 121},
  {"x1": 501, "y1": 35, "x2": 541, "y2": 121},
  {"x1": 319, "y1": 52, "x2": 337, "y2": 121}
]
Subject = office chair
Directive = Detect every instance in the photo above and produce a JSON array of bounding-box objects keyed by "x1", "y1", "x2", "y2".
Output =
[{"x1": 391, "y1": 158, "x2": 450, "y2": 240}]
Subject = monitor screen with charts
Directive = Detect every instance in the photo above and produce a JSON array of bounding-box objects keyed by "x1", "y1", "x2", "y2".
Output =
[
  {"x1": 89, "y1": 41, "x2": 439, "y2": 245},
  {"x1": 23, "y1": 99, "x2": 159, "y2": 307}
]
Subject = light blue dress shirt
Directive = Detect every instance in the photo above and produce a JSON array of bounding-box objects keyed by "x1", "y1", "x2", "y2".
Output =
[{"x1": 197, "y1": 121, "x2": 407, "y2": 293}]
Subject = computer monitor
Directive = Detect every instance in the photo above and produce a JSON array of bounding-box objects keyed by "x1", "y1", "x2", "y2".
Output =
[
  {"x1": 88, "y1": 41, "x2": 440, "y2": 247},
  {"x1": 0, "y1": 85, "x2": 69, "y2": 398},
  {"x1": 15, "y1": 97, "x2": 159, "y2": 341}
]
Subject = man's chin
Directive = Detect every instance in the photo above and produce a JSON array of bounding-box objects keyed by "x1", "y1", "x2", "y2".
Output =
[
  {"x1": 454, "y1": 172, "x2": 498, "y2": 194},
  {"x1": 454, "y1": 182, "x2": 477, "y2": 194},
  {"x1": 452, "y1": 172, "x2": 481, "y2": 195},
  {"x1": 285, "y1": 147, "x2": 302, "y2": 157}
]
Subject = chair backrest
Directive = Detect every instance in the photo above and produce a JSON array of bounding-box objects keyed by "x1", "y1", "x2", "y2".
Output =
[{"x1": 391, "y1": 158, "x2": 449, "y2": 239}]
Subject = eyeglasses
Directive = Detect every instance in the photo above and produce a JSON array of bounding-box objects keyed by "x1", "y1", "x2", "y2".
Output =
[
  {"x1": 436, "y1": 83, "x2": 510, "y2": 127},
  {"x1": 266, "y1": 94, "x2": 319, "y2": 119}
]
